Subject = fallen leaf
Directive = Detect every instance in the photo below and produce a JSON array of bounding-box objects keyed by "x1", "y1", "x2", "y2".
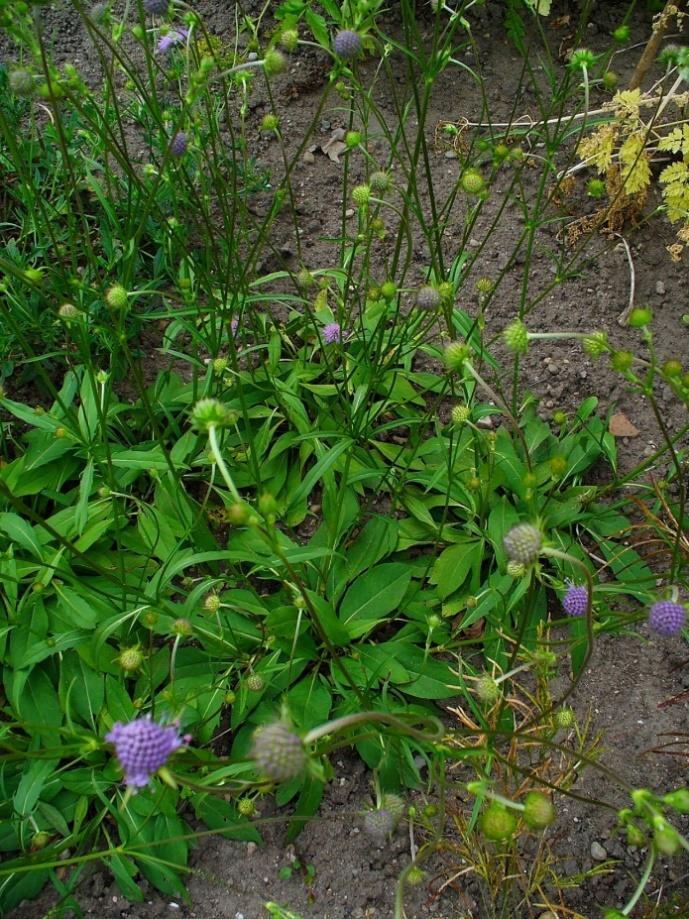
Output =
[
  {"x1": 609, "y1": 412, "x2": 640, "y2": 438},
  {"x1": 321, "y1": 128, "x2": 347, "y2": 163}
]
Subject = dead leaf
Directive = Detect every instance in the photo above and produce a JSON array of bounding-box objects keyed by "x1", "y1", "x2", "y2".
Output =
[
  {"x1": 321, "y1": 128, "x2": 347, "y2": 163},
  {"x1": 609, "y1": 412, "x2": 640, "y2": 438}
]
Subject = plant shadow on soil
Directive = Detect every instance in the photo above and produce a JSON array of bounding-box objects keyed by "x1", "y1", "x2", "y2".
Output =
[{"x1": 5, "y1": 0, "x2": 689, "y2": 916}]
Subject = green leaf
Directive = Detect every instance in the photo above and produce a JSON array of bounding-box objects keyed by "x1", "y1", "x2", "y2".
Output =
[
  {"x1": 285, "y1": 437, "x2": 352, "y2": 515},
  {"x1": 13, "y1": 758, "x2": 59, "y2": 817},
  {"x1": 286, "y1": 776, "x2": 324, "y2": 842},
  {"x1": 339, "y1": 563, "x2": 412, "y2": 639},
  {"x1": 430, "y1": 540, "x2": 481, "y2": 600},
  {"x1": 391, "y1": 645, "x2": 462, "y2": 699},
  {"x1": 109, "y1": 854, "x2": 145, "y2": 902},
  {"x1": 0, "y1": 513, "x2": 44, "y2": 559},
  {"x1": 287, "y1": 673, "x2": 331, "y2": 729}
]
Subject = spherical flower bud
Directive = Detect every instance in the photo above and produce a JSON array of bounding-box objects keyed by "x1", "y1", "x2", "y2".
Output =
[
  {"x1": 380, "y1": 280, "x2": 397, "y2": 300},
  {"x1": 664, "y1": 789, "x2": 689, "y2": 813},
  {"x1": 58, "y1": 303, "x2": 81, "y2": 320},
  {"x1": 226, "y1": 502, "x2": 252, "y2": 525},
  {"x1": 106, "y1": 716, "x2": 184, "y2": 788},
  {"x1": 364, "y1": 808, "x2": 395, "y2": 840},
  {"x1": 503, "y1": 319, "x2": 529, "y2": 354},
  {"x1": 24, "y1": 268, "x2": 43, "y2": 284},
  {"x1": 503, "y1": 523, "x2": 542, "y2": 565},
  {"x1": 628, "y1": 307, "x2": 652, "y2": 328},
  {"x1": 612, "y1": 25, "x2": 630, "y2": 43},
  {"x1": 569, "y1": 48, "x2": 596, "y2": 71},
  {"x1": 437, "y1": 282, "x2": 454, "y2": 305},
  {"x1": 352, "y1": 184, "x2": 370, "y2": 207},
  {"x1": 555, "y1": 707, "x2": 575, "y2": 729},
  {"x1": 279, "y1": 29, "x2": 299, "y2": 52},
  {"x1": 258, "y1": 492, "x2": 279, "y2": 519},
  {"x1": 203, "y1": 593, "x2": 221, "y2": 613},
  {"x1": 475, "y1": 277, "x2": 493, "y2": 294},
  {"x1": 648, "y1": 600, "x2": 686, "y2": 636},
  {"x1": 118, "y1": 646, "x2": 144, "y2": 672},
  {"x1": 246, "y1": 674, "x2": 265, "y2": 692},
  {"x1": 261, "y1": 114, "x2": 279, "y2": 132},
  {"x1": 212, "y1": 357, "x2": 229, "y2": 374},
  {"x1": 190, "y1": 397, "x2": 234, "y2": 431},
  {"x1": 451, "y1": 404, "x2": 471, "y2": 425},
  {"x1": 662, "y1": 359, "x2": 682, "y2": 379},
  {"x1": 172, "y1": 617, "x2": 192, "y2": 636},
  {"x1": 405, "y1": 866, "x2": 425, "y2": 886},
  {"x1": 237, "y1": 797, "x2": 257, "y2": 817},
  {"x1": 626, "y1": 823, "x2": 646, "y2": 847},
  {"x1": 322, "y1": 322, "x2": 342, "y2": 344},
  {"x1": 522, "y1": 791, "x2": 556, "y2": 830},
  {"x1": 370, "y1": 171, "x2": 392, "y2": 195},
  {"x1": 170, "y1": 131, "x2": 188, "y2": 157},
  {"x1": 296, "y1": 268, "x2": 315, "y2": 291},
  {"x1": 653, "y1": 816, "x2": 680, "y2": 856},
  {"x1": 480, "y1": 803, "x2": 517, "y2": 841},
  {"x1": 415, "y1": 286, "x2": 441, "y2": 311},
  {"x1": 106, "y1": 284, "x2": 128, "y2": 310},
  {"x1": 506, "y1": 560, "x2": 527, "y2": 578},
  {"x1": 460, "y1": 169, "x2": 485, "y2": 195},
  {"x1": 345, "y1": 130, "x2": 362, "y2": 148},
  {"x1": 603, "y1": 910, "x2": 627, "y2": 919},
  {"x1": 9, "y1": 69, "x2": 35, "y2": 96},
  {"x1": 610, "y1": 350, "x2": 634, "y2": 372},
  {"x1": 602, "y1": 71, "x2": 619, "y2": 90},
  {"x1": 586, "y1": 178, "x2": 606, "y2": 199},
  {"x1": 144, "y1": 0, "x2": 168, "y2": 13},
  {"x1": 444, "y1": 341, "x2": 470, "y2": 372},
  {"x1": 583, "y1": 331, "x2": 609, "y2": 358},
  {"x1": 475, "y1": 674, "x2": 501, "y2": 703},
  {"x1": 263, "y1": 49, "x2": 287, "y2": 76},
  {"x1": 333, "y1": 30, "x2": 362, "y2": 60},
  {"x1": 30, "y1": 831, "x2": 52, "y2": 851},
  {"x1": 562, "y1": 582, "x2": 589, "y2": 617},
  {"x1": 224, "y1": 690, "x2": 236, "y2": 704},
  {"x1": 251, "y1": 721, "x2": 306, "y2": 782}
]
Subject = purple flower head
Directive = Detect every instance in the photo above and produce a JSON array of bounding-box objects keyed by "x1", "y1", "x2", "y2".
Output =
[
  {"x1": 333, "y1": 30, "x2": 362, "y2": 59},
  {"x1": 322, "y1": 322, "x2": 342, "y2": 344},
  {"x1": 230, "y1": 319, "x2": 239, "y2": 336},
  {"x1": 649, "y1": 600, "x2": 686, "y2": 637},
  {"x1": 170, "y1": 131, "x2": 188, "y2": 157},
  {"x1": 157, "y1": 27, "x2": 188, "y2": 53},
  {"x1": 562, "y1": 581, "x2": 589, "y2": 617},
  {"x1": 144, "y1": 0, "x2": 168, "y2": 15},
  {"x1": 106, "y1": 716, "x2": 184, "y2": 788}
]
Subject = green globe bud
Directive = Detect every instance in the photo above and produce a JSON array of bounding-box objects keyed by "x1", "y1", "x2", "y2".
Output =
[
  {"x1": 569, "y1": 48, "x2": 596, "y2": 71},
  {"x1": 370, "y1": 171, "x2": 392, "y2": 195},
  {"x1": 503, "y1": 523, "x2": 542, "y2": 565},
  {"x1": 237, "y1": 797, "x2": 257, "y2": 817},
  {"x1": 555, "y1": 707, "x2": 575, "y2": 729},
  {"x1": 626, "y1": 823, "x2": 646, "y2": 847},
  {"x1": 506, "y1": 560, "x2": 527, "y2": 578},
  {"x1": 480, "y1": 803, "x2": 517, "y2": 841},
  {"x1": 246, "y1": 673, "x2": 265, "y2": 692},
  {"x1": 279, "y1": 29, "x2": 299, "y2": 52},
  {"x1": 172, "y1": 617, "x2": 192, "y2": 636},
  {"x1": 263, "y1": 49, "x2": 287, "y2": 76},
  {"x1": 345, "y1": 130, "x2": 362, "y2": 148},
  {"x1": 628, "y1": 307, "x2": 652, "y2": 328},
  {"x1": 460, "y1": 169, "x2": 486, "y2": 195},
  {"x1": 352, "y1": 184, "x2": 371, "y2": 207},
  {"x1": 261, "y1": 114, "x2": 279, "y2": 132},
  {"x1": 191, "y1": 398, "x2": 235, "y2": 431},
  {"x1": 663, "y1": 359, "x2": 682, "y2": 379},
  {"x1": 503, "y1": 319, "x2": 529, "y2": 354},
  {"x1": 522, "y1": 791, "x2": 556, "y2": 830},
  {"x1": 451, "y1": 404, "x2": 471, "y2": 425},
  {"x1": 251, "y1": 721, "x2": 306, "y2": 783},
  {"x1": 602, "y1": 71, "x2": 619, "y2": 90},
  {"x1": 663, "y1": 789, "x2": 689, "y2": 814},
  {"x1": 475, "y1": 674, "x2": 501, "y2": 703},
  {"x1": 380, "y1": 280, "x2": 397, "y2": 300},
  {"x1": 586, "y1": 178, "x2": 606, "y2": 199},
  {"x1": 653, "y1": 817, "x2": 681, "y2": 856},
  {"x1": 405, "y1": 866, "x2": 425, "y2": 886},
  {"x1": 118, "y1": 646, "x2": 143, "y2": 672},
  {"x1": 583, "y1": 331, "x2": 609, "y2": 358},
  {"x1": 444, "y1": 341, "x2": 470, "y2": 372},
  {"x1": 105, "y1": 284, "x2": 128, "y2": 310},
  {"x1": 610, "y1": 350, "x2": 634, "y2": 372}
]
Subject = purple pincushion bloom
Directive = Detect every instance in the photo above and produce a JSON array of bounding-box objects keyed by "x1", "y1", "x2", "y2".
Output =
[
  {"x1": 157, "y1": 27, "x2": 188, "y2": 53},
  {"x1": 106, "y1": 716, "x2": 184, "y2": 787},
  {"x1": 230, "y1": 319, "x2": 239, "y2": 335},
  {"x1": 322, "y1": 322, "x2": 342, "y2": 344},
  {"x1": 562, "y1": 582, "x2": 589, "y2": 617},
  {"x1": 649, "y1": 600, "x2": 686, "y2": 636},
  {"x1": 170, "y1": 131, "x2": 188, "y2": 157},
  {"x1": 144, "y1": 0, "x2": 168, "y2": 15},
  {"x1": 333, "y1": 30, "x2": 362, "y2": 59}
]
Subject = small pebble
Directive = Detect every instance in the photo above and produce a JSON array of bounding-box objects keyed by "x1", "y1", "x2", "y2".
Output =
[
  {"x1": 655, "y1": 280, "x2": 666, "y2": 296},
  {"x1": 591, "y1": 841, "x2": 608, "y2": 860}
]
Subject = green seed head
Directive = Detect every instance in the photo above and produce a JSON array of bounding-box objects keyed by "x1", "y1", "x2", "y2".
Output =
[
  {"x1": 415, "y1": 286, "x2": 441, "y2": 311},
  {"x1": 263, "y1": 49, "x2": 287, "y2": 76},
  {"x1": 628, "y1": 307, "x2": 652, "y2": 328},
  {"x1": 380, "y1": 793, "x2": 406, "y2": 822},
  {"x1": 251, "y1": 721, "x2": 306, "y2": 783},
  {"x1": 506, "y1": 560, "x2": 527, "y2": 578},
  {"x1": 405, "y1": 866, "x2": 425, "y2": 886},
  {"x1": 172, "y1": 617, "x2": 192, "y2": 636},
  {"x1": 191, "y1": 398, "x2": 235, "y2": 431},
  {"x1": 246, "y1": 674, "x2": 265, "y2": 692},
  {"x1": 663, "y1": 359, "x2": 682, "y2": 379},
  {"x1": 444, "y1": 341, "x2": 470, "y2": 373},
  {"x1": 503, "y1": 319, "x2": 529, "y2": 354},
  {"x1": 475, "y1": 674, "x2": 501, "y2": 703},
  {"x1": 610, "y1": 350, "x2": 634, "y2": 372},
  {"x1": 370, "y1": 171, "x2": 392, "y2": 195},
  {"x1": 503, "y1": 523, "x2": 542, "y2": 565},
  {"x1": 346, "y1": 130, "x2": 362, "y2": 148},
  {"x1": 522, "y1": 791, "x2": 556, "y2": 830},
  {"x1": 569, "y1": 48, "x2": 596, "y2": 71},
  {"x1": 279, "y1": 29, "x2": 299, "y2": 52},
  {"x1": 602, "y1": 70, "x2": 619, "y2": 90},
  {"x1": 653, "y1": 817, "x2": 681, "y2": 856},
  {"x1": 586, "y1": 178, "x2": 606, "y2": 199},
  {"x1": 451, "y1": 404, "x2": 471, "y2": 426},
  {"x1": 203, "y1": 593, "x2": 221, "y2": 613},
  {"x1": 460, "y1": 169, "x2": 485, "y2": 195},
  {"x1": 261, "y1": 114, "x2": 279, "y2": 132},
  {"x1": 118, "y1": 647, "x2": 143, "y2": 672},
  {"x1": 237, "y1": 797, "x2": 257, "y2": 817},
  {"x1": 583, "y1": 331, "x2": 609, "y2": 358},
  {"x1": 626, "y1": 823, "x2": 646, "y2": 847},
  {"x1": 352, "y1": 184, "x2": 371, "y2": 207},
  {"x1": 480, "y1": 803, "x2": 517, "y2": 841},
  {"x1": 58, "y1": 303, "x2": 81, "y2": 320},
  {"x1": 555, "y1": 707, "x2": 575, "y2": 729},
  {"x1": 663, "y1": 789, "x2": 689, "y2": 814},
  {"x1": 380, "y1": 280, "x2": 397, "y2": 300},
  {"x1": 105, "y1": 284, "x2": 128, "y2": 310}
]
